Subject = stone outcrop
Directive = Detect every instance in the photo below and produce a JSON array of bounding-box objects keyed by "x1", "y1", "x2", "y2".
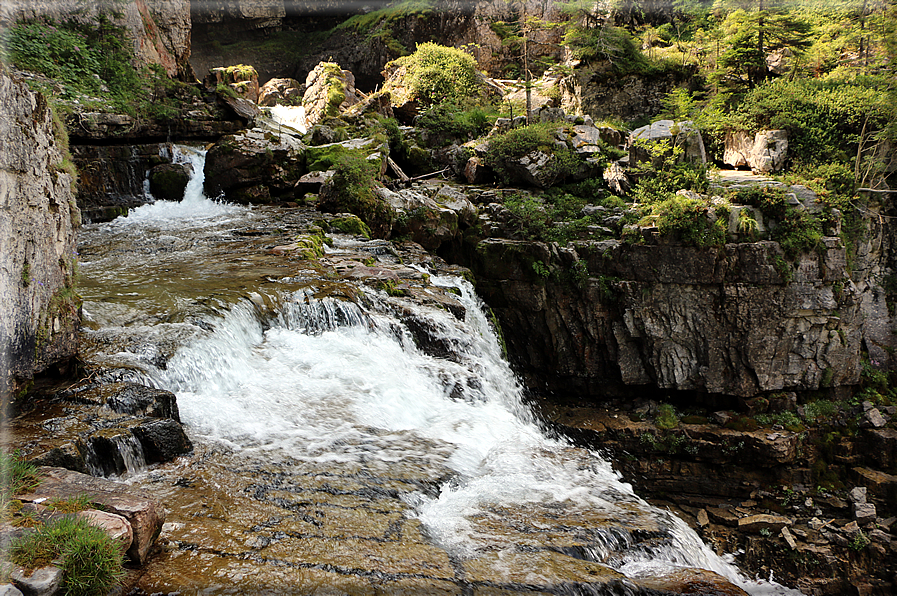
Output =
[
  {"x1": 724, "y1": 130, "x2": 789, "y2": 173},
  {"x1": 0, "y1": 0, "x2": 193, "y2": 78},
  {"x1": 471, "y1": 236, "x2": 862, "y2": 399},
  {"x1": 0, "y1": 70, "x2": 79, "y2": 401},
  {"x1": 258, "y1": 77, "x2": 304, "y2": 106},
  {"x1": 203, "y1": 127, "x2": 306, "y2": 202},
  {"x1": 563, "y1": 66, "x2": 696, "y2": 124},
  {"x1": 18, "y1": 466, "x2": 166, "y2": 565},
  {"x1": 302, "y1": 62, "x2": 362, "y2": 129},
  {"x1": 149, "y1": 162, "x2": 193, "y2": 201}
]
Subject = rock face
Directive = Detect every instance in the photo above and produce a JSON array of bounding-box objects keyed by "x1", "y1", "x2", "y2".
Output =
[
  {"x1": 629, "y1": 120, "x2": 706, "y2": 164},
  {"x1": 1, "y1": 0, "x2": 193, "y2": 78},
  {"x1": 467, "y1": 217, "x2": 885, "y2": 399},
  {"x1": 563, "y1": 67, "x2": 695, "y2": 123},
  {"x1": 149, "y1": 162, "x2": 193, "y2": 201},
  {"x1": 0, "y1": 70, "x2": 79, "y2": 401},
  {"x1": 724, "y1": 130, "x2": 789, "y2": 173}
]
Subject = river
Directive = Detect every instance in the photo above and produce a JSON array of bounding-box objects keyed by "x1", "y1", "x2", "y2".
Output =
[{"x1": 75, "y1": 147, "x2": 799, "y2": 595}]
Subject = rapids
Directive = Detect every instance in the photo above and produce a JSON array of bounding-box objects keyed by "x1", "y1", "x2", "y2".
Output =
[{"x1": 74, "y1": 147, "x2": 801, "y2": 595}]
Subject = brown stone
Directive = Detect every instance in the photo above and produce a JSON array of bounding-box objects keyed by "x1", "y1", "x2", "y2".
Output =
[
  {"x1": 78, "y1": 509, "x2": 133, "y2": 550},
  {"x1": 737, "y1": 514, "x2": 791, "y2": 532},
  {"x1": 19, "y1": 467, "x2": 164, "y2": 565}
]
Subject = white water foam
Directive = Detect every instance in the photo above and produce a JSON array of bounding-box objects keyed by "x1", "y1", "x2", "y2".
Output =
[
  {"x1": 114, "y1": 145, "x2": 246, "y2": 227},
  {"x1": 143, "y1": 272, "x2": 800, "y2": 595}
]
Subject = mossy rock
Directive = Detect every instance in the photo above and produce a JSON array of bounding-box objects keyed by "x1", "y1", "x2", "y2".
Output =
[
  {"x1": 330, "y1": 215, "x2": 372, "y2": 238},
  {"x1": 149, "y1": 163, "x2": 192, "y2": 201}
]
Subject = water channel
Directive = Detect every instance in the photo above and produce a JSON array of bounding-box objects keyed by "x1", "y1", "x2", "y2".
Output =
[{"x1": 75, "y1": 147, "x2": 798, "y2": 594}]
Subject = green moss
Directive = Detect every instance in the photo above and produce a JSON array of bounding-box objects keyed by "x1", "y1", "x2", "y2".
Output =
[
  {"x1": 330, "y1": 215, "x2": 372, "y2": 238},
  {"x1": 655, "y1": 404, "x2": 679, "y2": 430}
]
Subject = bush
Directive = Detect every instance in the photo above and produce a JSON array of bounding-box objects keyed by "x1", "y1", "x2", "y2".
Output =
[
  {"x1": 386, "y1": 42, "x2": 483, "y2": 106},
  {"x1": 8, "y1": 516, "x2": 125, "y2": 596},
  {"x1": 733, "y1": 77, "x2": 891, "y2": 166},
  {"x1": 485, "y1": 123, "x2": 585, "y2": 186},
  {"x1": 631, "y1": 139, "x2": 709, "y2": 202},
  {"x1": 320, "y1": 155, "x2": 394, "y2": 238},
  {"x1": 655, "y1": 404, "x2": 679, "y2": 430},
  {"x1": 639, "y1": 194, "x2": 727, "y2": 248},
  {"x1": 416, "y1": 100, "x2": 495, "y2": 141}
]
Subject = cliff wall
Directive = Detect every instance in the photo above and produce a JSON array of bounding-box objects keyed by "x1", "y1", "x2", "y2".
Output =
[
  {"x1": 0, "y1": 0, "x2": 192, "y2": 78},
  {"x1": 0, "y1": 69, "x2": 80, "y2": 401},
  {"x1": 469, "y1": 207, "x2": 896, "y2": 402}
]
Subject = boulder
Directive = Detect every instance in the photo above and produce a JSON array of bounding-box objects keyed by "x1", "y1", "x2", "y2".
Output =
[
  {"x1": 131, "y1": 418, "x2": 193, "y2": 463},
  {"x1": 736, "y1": 514, "x2": 792, "y2": 533},
  {"x1": 723, "y1": 130, "x2": 789, "y2": 173},
  {"x1": 207, "y1": 65, "x2": 260, "y2": 104},
  {"x1": 148, "y1": 163, "x2": 193, "y2": 201},
  {"x1": 303, "y1": 62, "x2": 362, "y2": 129},
  {"x1": 78, "y1": 509, "x2": 133, "y2": 550},
  {"x1": 203, "y1": 128, "x2": 305, "y2": 202},
  {"x1": 18, "y1": 467, "x2": 165, "y2": 565},
  {"x1": 258, "y1": 77, "x2": 303, "y2": 107},
  {"x1": 319, "y1": 179, "x2": 395, "y2": 239},
  {"x1": 8, "y1": 566, "x2": 62, "y2": 596},
  {"x1": 629, "y1": 119, "x2": 706, "y2": 164},
  {"x1": 378, "y1": 187, "x2": 460, "y2": 251}
]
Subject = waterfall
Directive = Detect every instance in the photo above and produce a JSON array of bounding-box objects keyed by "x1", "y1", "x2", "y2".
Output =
[{"x1": 77, "y1": 146, "x2": 801, "y2": 595}]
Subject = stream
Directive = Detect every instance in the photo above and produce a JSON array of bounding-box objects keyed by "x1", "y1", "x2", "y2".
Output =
[{"x1": 74, "y1": 147, "x2": 798, "y2": 595}]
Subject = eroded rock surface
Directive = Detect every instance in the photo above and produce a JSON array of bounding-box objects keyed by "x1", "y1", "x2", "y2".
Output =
[{"x1": 0, "y1": 70, "x2": 79, "y2": 400}]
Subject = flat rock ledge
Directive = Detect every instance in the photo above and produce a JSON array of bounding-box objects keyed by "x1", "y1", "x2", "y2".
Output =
[{"x1": 15, "y1": 466, "x2": 165, "y2": 565}]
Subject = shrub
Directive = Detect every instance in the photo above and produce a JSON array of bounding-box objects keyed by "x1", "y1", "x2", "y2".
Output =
[
  {"x1": 655, "y1": 404, "x2": 679, "y2": 430},
  {"x1": 8, "y1": 515, "x2": 125, "y2": 596},
  {"x1": 639, "y1": 194, "x2": 727, "y2": 248},
  {"x1": 320, "y1": 154, "x2": 394, "y2": 238},
  {"x1": 485, "y1": 123, "x2": 584, "y2": 186},
  {"x1": 386, "y1": 42, "x2": 483, "y2": 106},
  {"x1": 416, "y1": 100, "x2": 494, "y2": 141}
]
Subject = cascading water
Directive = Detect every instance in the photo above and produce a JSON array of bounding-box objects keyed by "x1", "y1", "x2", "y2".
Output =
[{"x1": 75, "y1": 146, "x2": 802, "y2": 594}]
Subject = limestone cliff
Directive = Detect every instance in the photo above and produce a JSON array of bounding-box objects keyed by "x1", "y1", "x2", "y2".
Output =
[
  {"x1": 468, "y1": 203, "x2": 896, "y2": 402},
  {"x1": 0, "y1": 0, "x2": 192, "y2": 78},
  {"x1": 0, "y1": 69, "x2": 80, "y2": 401}
]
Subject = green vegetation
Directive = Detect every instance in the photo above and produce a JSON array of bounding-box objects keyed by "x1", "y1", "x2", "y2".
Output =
[
  {"x1": 416, "y1": 101, "x2": 496, "y2": 142},
  {"x1": 47, "y1": 495, "x2": 95, "y2": 514},
  {"x1": 655, "y1": 403, "x2": 679, "y2": 430},
  {"x1": 1, "y1": 17, "x2": 196, "y2": 121},
  {"x1": 7, "y1": 516, "x2": 125, "y2": 595},
  {"x1": 337, "y1": 0, "x2": 434, "y2": 55},
  {"x1": 324, "y1": 154, "x2": 394, "y2": 238},
  {"x1": 384, "y1": 42, "x2": 484, "y2": 106},
  {"x1": 330, "y1": 215, "x2": 372, "y2": 238},
  {"x1": 485, "y1": 122, "x2": 585, "y2": 187}
]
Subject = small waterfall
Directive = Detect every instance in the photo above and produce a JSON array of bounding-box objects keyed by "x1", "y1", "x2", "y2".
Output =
[{"x1": 83, "y1": 432, "x2": 148, "y2": 478}]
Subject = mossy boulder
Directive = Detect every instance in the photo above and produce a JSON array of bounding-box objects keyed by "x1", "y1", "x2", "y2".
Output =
[
  {"x1": 318, "y1": 155, "x2": 395, "y2": 238},
  {"x1": 208, "y1": 64, "x2": 260, "y2": 103},
  {"x1": 329, "y1": 215, "x2": 372, "y2": 238},
  {"x1": 148, "y1": 163, "x2": 192, "y2": 201},
  {"x1": 303, "y1": 62, "x2": 362, "y2": 129}
]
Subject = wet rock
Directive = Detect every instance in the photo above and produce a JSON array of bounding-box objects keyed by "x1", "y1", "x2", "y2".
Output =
[
  {"x1": 635, "y1": 568, "x2": 749, "y2": 595},
  {"x1": 19, "y1": 467, "x2": 165, "y2": 565},
  {"x1": 104, "y1": 383, "x2": 180, "y2": 421},
  {"x1": 203, "y1": 127, "x2": 305, "y2": 202},
  {"x1": 8, "y1": 566, "x2": 62, "y2": 596},
  {"x1": 132, "y1": 418, "x2": 193, "y2": 463},
  {"x1": 258, "y1": 77, "x2": 303, "y2": 107},
  {"x1": 148, "y1": 162, "x2": 193, "y2": 201}
]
